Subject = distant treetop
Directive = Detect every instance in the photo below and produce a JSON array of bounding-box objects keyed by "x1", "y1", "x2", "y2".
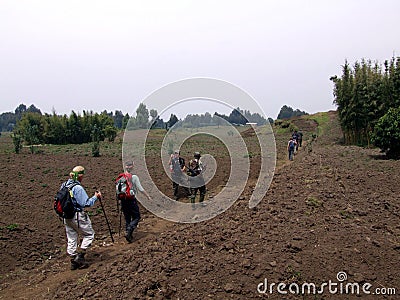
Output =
[{"x1": 277, "y1": 105, "x2": 308, "y2": 119}]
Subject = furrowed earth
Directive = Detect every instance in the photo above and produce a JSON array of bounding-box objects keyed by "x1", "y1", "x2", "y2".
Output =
[{"x1": 0, "y1": 111, "x2": 399, "y2": 299}]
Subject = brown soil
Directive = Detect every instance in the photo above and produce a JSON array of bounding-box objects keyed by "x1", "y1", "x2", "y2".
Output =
[{"x1": 0, "y1": 111, "x2": 399, "y2": 299}]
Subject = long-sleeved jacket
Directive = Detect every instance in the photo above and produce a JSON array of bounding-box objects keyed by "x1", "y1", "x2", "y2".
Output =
[{"x1": 61, "y1": 179, "x2": 98, "y2": 211}]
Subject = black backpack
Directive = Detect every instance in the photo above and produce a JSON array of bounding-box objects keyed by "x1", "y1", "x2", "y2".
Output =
[
  {"x1": 54, "y1": 182, "x2": 80, "y2": 219},
  {"x1": 289, "y1": 140, "x2": 295, "y2": 150}
]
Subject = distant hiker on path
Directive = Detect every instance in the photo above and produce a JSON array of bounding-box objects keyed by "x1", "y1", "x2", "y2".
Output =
[
  {"x1": 297, "y1": 130, "x2": 303, "y2": 147},
  {"x1": 116, "y1": 160, "x2": 151, "y2": 243},
  {"x1": 168, "y1": 150, "x2": 190, "y2": 200},
  {"x1": 61, "y1": 166, "x2": 102, "y2": 270},
  {"x1": 287, "y1": 137, "x2": 296, "y2": 161},
  {"x1": 292, "y1": 130, "x2": 300, "y2": 152}
]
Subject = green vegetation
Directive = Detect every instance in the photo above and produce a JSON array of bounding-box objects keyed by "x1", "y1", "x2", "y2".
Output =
[
  {"x1": 6, "y1": 103, "x2": 270, "y2": 155},
  {"x1": 277, "y1": 105, "x2": 308, "y2": 119},
  {"x1": 11, "y1": 133, "x2": 22, "y2": 154},
  {"x1": 330, "y1": 56, "x2": 400, "y2": 148},
  {"x1": 308, "y1": 112, "x2": 330, "y2": 136},
  {"x1": 339, "y1": 210, "x2": 354, "y2": 219},
  {"x1": 306, "y1": 196, "x2": 323, "y2": 208},
  {"x1": 5, "y1": 224, "x2": 19, "y2": 231},
  {"x1": 371, "y1": 107, "x2": 400, "y2": 157},
  {"x1": 91, "y1": 124, "x2": 101, "y2": 157},
  {"x1": 273, "y1": 119, "x2": 298, "y2": 134},
  {"x1": 11, "y1": 110, "x2": 117, "y2": 154}
]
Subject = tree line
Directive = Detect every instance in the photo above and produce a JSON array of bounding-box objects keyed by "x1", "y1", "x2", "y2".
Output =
[
  {"x1": 13, "y1": 108, "x2": 119, "y2": 147},
  {"x1": 330, "y1": 56, "x2": 400, "y2": 156},
  {"x1": 139, "y1": 105, "x2": 269, "y2": 130},
  {"x1": 5, "y1": 102, "x2": 271, "y2": 153},
  {"x1": 0, "y1": 104, "x2": 129, "y2": 132}
]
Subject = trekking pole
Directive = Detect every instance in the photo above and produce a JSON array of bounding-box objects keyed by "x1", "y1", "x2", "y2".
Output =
[
  {"x1": 97, "y1": 193, "x2": 114, "y2": 243},
  {"x1": 119, "y1": 209, "x2": 122, "y2": 237},
  {"x1": 117, "y1": 196, "x2": 121, "y2": 237}
]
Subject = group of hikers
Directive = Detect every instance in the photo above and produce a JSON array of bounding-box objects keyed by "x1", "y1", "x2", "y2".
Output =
[
  {"x1": 59, "y1": 131, "x2": 303, "y2": 270},
  {"x1": 287, "y1": 130, "x2": 303, "y2": 161},
  {"x1": 168, "y1": 150, "x2": 206, "y2": 206},
  {"x1": 57, "y1": 150, "x2": 206, "y2": 270}
]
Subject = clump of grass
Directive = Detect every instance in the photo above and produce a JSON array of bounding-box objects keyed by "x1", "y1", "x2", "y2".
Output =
[
  {"x1": 339, "y1": 210, "x2": 354, "y2": 219},
  {"x1": 306, "y1": 196, "x2": 323, "y2": 207},
  {"x1": 5, "y1": 223, "x2": 19, "y2": 231}
]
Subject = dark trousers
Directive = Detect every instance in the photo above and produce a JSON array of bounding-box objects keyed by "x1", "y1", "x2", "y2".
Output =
[
  {"x1": 121, "y1": 199, "x2": 140, "y2": 233},
  {"x1": 288, "y1": 149, "x2": 294, "y2": 161},
  {"x1": 172, "y1": 175, "x2": 190, "y2": 199},
  {"x1": 191, "y1": 185, "x2": 206, "y2": 202},
  {"x1": 173, "y1": 181, "x2": 180, "y2": 198}
]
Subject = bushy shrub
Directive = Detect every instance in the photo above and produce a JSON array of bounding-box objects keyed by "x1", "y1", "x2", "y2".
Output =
[
  {"x1": 372, "y1": 107, "x2": 400, "y2": 158},
  {"x1": 12, "y1": 133, "x2": 23, "y2": 154}
]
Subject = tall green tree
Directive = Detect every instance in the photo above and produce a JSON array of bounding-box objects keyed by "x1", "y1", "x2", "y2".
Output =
[
  {"x1": 114, "y1": 110, "x2": 124, "y2": 128},
  {"x1": 91, "y1": 124, "x2": 101, "y2": 157},
  {"x1": 122, "y1": 113, "x2": 130, "y2": 129},
  {"x1": 16, "y1": 112, "x2": 45, "y2": 153},
  {"x1": 167, "y1": 114, "x2": 179, "y2": 129},
  {"x1": 135, "y1": 103, "x2": 150, "y2": 129}
]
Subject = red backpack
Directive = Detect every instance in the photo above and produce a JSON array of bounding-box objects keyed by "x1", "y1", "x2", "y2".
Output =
[{"x1": 115, "y1": 173, "x2": 135, "y2": 200}]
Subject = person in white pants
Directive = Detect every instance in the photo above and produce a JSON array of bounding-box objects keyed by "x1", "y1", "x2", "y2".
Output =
[{"x1": 61, "y1": 166, "x2": 102, "y2": 270}]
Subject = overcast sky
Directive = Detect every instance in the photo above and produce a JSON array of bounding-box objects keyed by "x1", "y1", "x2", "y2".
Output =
[{"x1": 1, "y1": 0, "x2": 399, "y2": 119}]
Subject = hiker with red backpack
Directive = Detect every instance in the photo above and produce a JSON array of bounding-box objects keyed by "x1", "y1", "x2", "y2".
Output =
[
  {"x1": 59, "y1": 166, "x2": 102, "y2": 270},
  {"x1": 116, "y1": 160, "x2": 150, "y2": 243}
]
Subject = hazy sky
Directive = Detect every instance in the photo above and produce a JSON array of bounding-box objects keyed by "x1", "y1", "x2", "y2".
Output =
[{"x1": 1, "y1": 0, "x2": 399, "y2": 119}]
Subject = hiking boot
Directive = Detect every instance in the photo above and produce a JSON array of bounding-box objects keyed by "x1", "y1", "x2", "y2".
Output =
[
  {"x1": 70, "y1": 256, "x2": 80, "y2": 270},
  {"x1": 125, "y1": 230, "x2": 134, "y2": 243},
  {"x1": 74, "y1": 252, "x2": 89, "y2": 269}
]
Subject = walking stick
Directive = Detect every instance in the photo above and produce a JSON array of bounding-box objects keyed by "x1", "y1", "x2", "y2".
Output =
[
  {"x1": 119, "y1": 209, "x2": 122, "y2": 237},
  {"x1": 98, "y1": 193, "x2": 114, "y2": 243},
  {"x1": 117, "y1": 196, "x2": 122, "y2": 237}
]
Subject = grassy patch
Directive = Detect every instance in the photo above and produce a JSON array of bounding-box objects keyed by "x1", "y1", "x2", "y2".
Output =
[
  {"x1": 306, "y1": 196, "x2": 323, "y2": 208},
  {"x1": 5, "y1": 223, "x2": 19, "y2": 231},
  {"x1": 339, "y1": 210, "x2": 354, "y2": 219},
  {"x1": 308, "y1": 112, "x2": 330, "y2": 136}
]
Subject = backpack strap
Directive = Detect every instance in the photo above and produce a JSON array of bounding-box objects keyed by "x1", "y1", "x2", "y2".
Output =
[
  {"x1": 65, "y1": 181, "x2": 80, "y2": 189},
  {"x1": 64, "y1": 181, "x2": 82, "y2": 210}
]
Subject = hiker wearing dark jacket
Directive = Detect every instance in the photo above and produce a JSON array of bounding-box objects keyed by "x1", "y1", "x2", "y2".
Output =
[
  {"x1": 187, "y1": 152, "x2": 206, "y2": 208},
  {"x1": 292, "y1": 131, "x2": 299, "y2": 152},
  {"x1": 298, "y1": 130, "x2": 303, "y2": 147},
  {"x1": 62, "y1": 165, "x2": 101, "y2": 270},
  {"x1": 169, "y1": 150, "x2": 190, "y2": 200}
]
